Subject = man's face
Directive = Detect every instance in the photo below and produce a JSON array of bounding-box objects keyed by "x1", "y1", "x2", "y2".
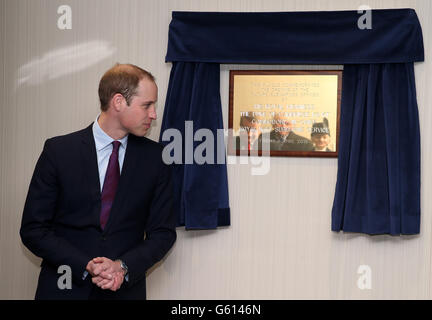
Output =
[
  {"x1": 311, "y1": 134, "x2": 330, "y2": 150},
  {"x1": 118, "y1": 78, "x2": 157, "y2": 137},
  {"x1": 273, "y1": 116, "x2": 292, "y2": 136},
  {"x1": 241, "y1": 119, "x2": 261, "y2": 144}
]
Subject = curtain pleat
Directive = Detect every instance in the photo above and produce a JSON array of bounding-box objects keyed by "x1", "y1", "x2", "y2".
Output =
[
  {"x1": 160, "y1": 62, "x2": 230, "y2": 229},
  {"x1": 332, "y1": 64, "x2": 420, "y2": 235}
]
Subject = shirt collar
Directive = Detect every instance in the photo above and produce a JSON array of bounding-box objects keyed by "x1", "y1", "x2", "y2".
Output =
[{"x1": 92, "y1": 114, "x2": 128, "y2": 151}]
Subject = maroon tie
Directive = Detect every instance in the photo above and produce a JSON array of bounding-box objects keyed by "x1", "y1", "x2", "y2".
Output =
[{"x1": 100, "y1": 141, "x2": 121, "y2": 230}]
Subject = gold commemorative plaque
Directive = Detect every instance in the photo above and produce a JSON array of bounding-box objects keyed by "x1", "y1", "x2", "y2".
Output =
[{"x1": 228, "y1": 70, "x2": 342, "y2": 157}]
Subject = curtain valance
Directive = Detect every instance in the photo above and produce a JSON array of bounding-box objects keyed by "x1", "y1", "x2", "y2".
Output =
[{"x1": 166, "y1": 9, "x2": 424, "y2": 64}]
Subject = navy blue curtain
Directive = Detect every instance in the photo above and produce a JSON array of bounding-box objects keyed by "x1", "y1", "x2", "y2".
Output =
[
  {"x1": 162, "y1": 9, "x2": 424, "y2": 234},
  {"x1": 160, "y1": 62, "x2": 230, "y2": 229},
  {"x1": 332, "y1": 63, "x2": 421, "y2": 235}
]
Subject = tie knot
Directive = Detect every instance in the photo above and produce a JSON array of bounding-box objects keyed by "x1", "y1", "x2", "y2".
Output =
[{"x1": 112, "y1": 141, "x2": 121, "y2": 153}]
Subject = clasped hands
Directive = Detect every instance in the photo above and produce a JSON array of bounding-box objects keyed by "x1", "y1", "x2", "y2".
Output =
[{"x1": 86, "y1": 257, "x2": 125, "y2": 291}]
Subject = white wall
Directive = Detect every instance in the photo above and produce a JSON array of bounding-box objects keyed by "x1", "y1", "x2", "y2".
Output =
[{"x1": 1, "y1": 0, "x2": 431, "y2": 299}]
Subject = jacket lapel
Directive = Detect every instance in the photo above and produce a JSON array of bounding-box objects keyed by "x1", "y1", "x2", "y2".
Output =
[
  {"x1": 80, "y1": 123, "x2": 102, "y2": 227},
  {"x1": 80, "y1": 123, "x2": 102, "y2": 197}
]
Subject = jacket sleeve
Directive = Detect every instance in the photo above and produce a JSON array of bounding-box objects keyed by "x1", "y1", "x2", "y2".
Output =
[
  {"x1": 20, "y1": 139, "x2": 92, "y2": 285},
  {"x1": 119, "y1": 159, "x2": 177, "y2": 287}
]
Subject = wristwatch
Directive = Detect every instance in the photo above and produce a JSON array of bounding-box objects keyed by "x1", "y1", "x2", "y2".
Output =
[{"x1": 118, "y1": 259, "x2": 129, "y2": 276}]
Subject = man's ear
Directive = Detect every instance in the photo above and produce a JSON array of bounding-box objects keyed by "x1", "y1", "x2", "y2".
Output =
[{"x1": 111, "y1": 93, "x2": 126, "y2": 112}]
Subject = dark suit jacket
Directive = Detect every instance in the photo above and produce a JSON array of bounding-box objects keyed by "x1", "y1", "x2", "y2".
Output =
[{"x1": 20, "y1": 124, "x2": 177, "y2": 300}]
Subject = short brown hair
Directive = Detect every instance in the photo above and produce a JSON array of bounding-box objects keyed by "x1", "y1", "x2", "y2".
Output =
[{"x1": 98, "y1": 63, "x2": 155, "y2": 111}]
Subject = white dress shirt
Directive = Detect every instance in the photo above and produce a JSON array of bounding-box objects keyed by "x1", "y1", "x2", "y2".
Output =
[{"x1": 92, "y1": 114, "x2": 128, "y2": 191}]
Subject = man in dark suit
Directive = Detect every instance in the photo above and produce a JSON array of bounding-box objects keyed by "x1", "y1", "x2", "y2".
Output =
[
  {"x1": 235, "y1": 115, "x2": 262, "y2": 152},
  {"x1": 20, "y1": 63, "x2": 176, "y2": 300},
  {"x1": 268, "y1": 113, "x2": 313, "y2": 151}
]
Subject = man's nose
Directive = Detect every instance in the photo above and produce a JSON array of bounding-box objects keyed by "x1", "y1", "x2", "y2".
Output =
[{"x1": 150, "y1": 107, "x2": 157, "y2": 120}]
